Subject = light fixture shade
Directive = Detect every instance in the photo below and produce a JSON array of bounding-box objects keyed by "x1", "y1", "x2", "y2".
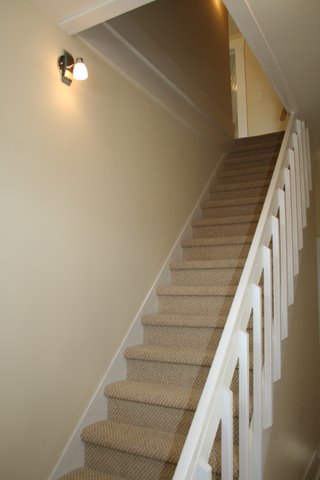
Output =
[{"x1": 73, "y1": 58, "x2": 88, "y2": 81}]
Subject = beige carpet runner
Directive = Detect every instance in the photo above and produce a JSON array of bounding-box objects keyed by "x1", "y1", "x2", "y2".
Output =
[{"x1": 59, "y1": 131, "x2": 284, "y2": 480}]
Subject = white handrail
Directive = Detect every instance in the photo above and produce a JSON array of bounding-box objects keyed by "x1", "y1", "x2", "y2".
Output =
[{"x1": 173, "y1": 113, "x2": 312, "y2": 480}]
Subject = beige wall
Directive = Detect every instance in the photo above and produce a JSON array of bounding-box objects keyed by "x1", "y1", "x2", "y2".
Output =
[
  {"x1": 230, "y1": 30, "x2": 286, "y2": 137},
  {"x1": 315, "y1": 152, "x2": 320, "y2": 237},
  {"x1": 0, "y1": 1, "x2": 232, "y2": 479},
  {"x1": 264, "y1": 182, "x2": 320, "y2": 479},
  {"x1": 244, "y1": 42, "x2": 287, "y2": 136},
  {"x1": 126, "y1": 0, "x2": 232, "y2": 121}
]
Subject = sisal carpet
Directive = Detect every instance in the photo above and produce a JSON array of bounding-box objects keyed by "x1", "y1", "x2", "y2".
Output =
[{"x1": 59, "y1": 131, "x2": 284, "y2": 480}]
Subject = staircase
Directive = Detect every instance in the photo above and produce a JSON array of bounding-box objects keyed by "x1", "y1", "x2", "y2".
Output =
[{"x1": 59, "y1": 131, "x2": 284, "y2": 480}]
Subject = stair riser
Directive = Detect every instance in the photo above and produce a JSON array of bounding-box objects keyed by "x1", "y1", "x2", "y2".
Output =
[
  {"x1": 228, "y1": 143, "x2": 281, "y2": 156},
  {"x1": 127, "y1": 357, "x2": 253, "y2": 393},
  {"x1": 127, "y1": 359, "x2": 210, "y2": 389},
  {"x1": 143, "y1": 325, "x2": 253, "y2": 358},
  {"x1": 183, "y1": 243, "x2": 251, "y2": 261},
  {"x1": 107, "y1": 398, "x2": 242, "y2": 440},
  {"x1": 202, "y1": 203, "x2": 263, "y2": 218},
  {"x1": 219, "y1": 164, "x2": 273, "y2": 177},
  {"x1": 217, "y1": 172, "x2": 272, "y2": 184},
  {"x1": 209, "y1": 187, "x2": 267, "y2": 201},
  {"x1": 224, "y1": 154, "x2": 277, "y2": 170},
  {"x1": 171, "y1": 267, "x2": 242, "y2": 286},
  {"x1": 84, "y1": 443, "x2": 175, "y2": 480},
  {"x1": 107, "y1": 398, "x2": 194, "y2": 435},
  {"x1": 192, "y1": 222, "x2": 257, "y2": 238},
  {"x1": 233, "y1": 133, "x2": 282, "y2": 146},
  {"x1": 158, "y1": 294, "x2": 233, "y2": 315},
  {"x1": 144, "y1": 325, "x2": 223, "y2": 349}
]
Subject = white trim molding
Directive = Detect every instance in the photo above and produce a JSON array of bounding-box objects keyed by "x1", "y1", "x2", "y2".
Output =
[
  {"x1": 58, "y1": 0, "x2": 157, "y2": 35},
  {"x1": 229, "y1": 36, "x2": 248, "y2": 138}
]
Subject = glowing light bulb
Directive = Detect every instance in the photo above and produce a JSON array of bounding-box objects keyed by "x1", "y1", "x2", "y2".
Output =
[{"x1": 73, "y1": 58, "x2": 88, "y2": 81}]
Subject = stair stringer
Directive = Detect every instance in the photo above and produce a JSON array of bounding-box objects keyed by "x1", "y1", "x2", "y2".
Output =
[{"x1": 49, "y1": 151, "x2": 228, "y2": 480}]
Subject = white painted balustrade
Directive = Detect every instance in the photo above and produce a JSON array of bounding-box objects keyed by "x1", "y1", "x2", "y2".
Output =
[{"x1": 173, "y1": 114, "x2": 312, "y2": 480}]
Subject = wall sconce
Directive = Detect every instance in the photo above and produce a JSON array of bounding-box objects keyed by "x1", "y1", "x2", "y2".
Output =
[{"x1": 58, "y1": 50, "x2": 88, "y2": 86}]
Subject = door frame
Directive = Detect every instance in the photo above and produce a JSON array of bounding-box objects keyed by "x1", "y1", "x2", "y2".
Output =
[{"x1": 230, "y1": 36, "x2": 248, "y2": 137}]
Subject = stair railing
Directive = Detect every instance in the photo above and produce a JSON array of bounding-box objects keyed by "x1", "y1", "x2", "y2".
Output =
[{"x1": 173, "y1": 113, "x2": 312, "y2": 480}]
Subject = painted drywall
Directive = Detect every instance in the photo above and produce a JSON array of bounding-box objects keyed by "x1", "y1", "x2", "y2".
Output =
[
  {"x1": 263, "y1": 171, "x2": 320, "y2": 479},
  {"x1": 123, "y1": 0, "x2": 232, "y2": 124},
  {"x1": 244, "y1": 41, "x2": 286, "y2": 136},
  {"x1": 229, "y1": 32, "x2": 285, "y2": 137},
  {"x1": 315, "y1": 153, "x2": 320, "y2": 237},
  {"x1": 0, "y1": 1, "x2": 232, "y2": 479}
]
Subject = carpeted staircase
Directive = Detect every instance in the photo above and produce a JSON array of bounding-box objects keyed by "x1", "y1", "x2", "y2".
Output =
[{"x1": 59, "y1": 131, "x2": 284, "y2": 480}]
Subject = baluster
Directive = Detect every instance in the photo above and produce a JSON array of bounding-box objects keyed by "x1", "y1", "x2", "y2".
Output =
[
  {"x1": 292, "y1": 133, "x2": 303, "y2": 248},
  {"x1": 284, "y1": 167, "x2": 294, "y2": 304},
  {"x1": 262, "y1": 246, "x2": 273, "y2": 428},
  {"x1": 271, "y1": 216, "x2": 281, "y2": 381},
  {"x1": 295, "y1": 120, "x2": 307, "y2": 227},
  {"x1": 300, "y1": 121, "x2": 310, "y2": 207},
  {"x1": 221, "y1": 388, "x2": 234, "y2": 480},
  {"x1": 306, "y1": 128, "x2": 312, "y2": 190},
  {"x1": 196, "y1": 458, "x2": 212, "y2": 480},
  {"x1": 288, "y1": 149, "x2": 299, "y2": 276},
  {"x1": 252, "y1": 282, "x2": 263, "y2": 480},
  {"x1": 277, "y1": 188, "x2": 288, "y2": 339},
  {"x1": 238, "y1": 330, "x2": 249, "y2": 480}
]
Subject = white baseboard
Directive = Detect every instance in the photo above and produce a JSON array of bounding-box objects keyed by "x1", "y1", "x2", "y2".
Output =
[{"x1": 49, "y1": 152, "x2": 227, "y2": 480}]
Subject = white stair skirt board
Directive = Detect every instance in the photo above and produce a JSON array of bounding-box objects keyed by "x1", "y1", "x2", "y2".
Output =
[{"x1": 48, "y1": 151, "x2": 227, "y2": 480}]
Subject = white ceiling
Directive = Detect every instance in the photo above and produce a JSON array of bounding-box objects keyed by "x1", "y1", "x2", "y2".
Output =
[{"x1": 34, "y1": 0, "x2": 320, "y2": 144}]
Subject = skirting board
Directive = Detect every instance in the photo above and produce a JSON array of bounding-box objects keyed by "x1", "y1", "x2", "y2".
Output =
[{"x1": 49, "y1": 151, "x2": 228, "y2": 480}]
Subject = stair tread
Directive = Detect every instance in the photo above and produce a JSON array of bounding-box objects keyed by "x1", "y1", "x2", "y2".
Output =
[
  {"x1": 157, "y1": 285, "x2": 237, "y2": 296},
  {"x1": 170, "y1": 258, "x2": 245, "y2": 270},
  {"x1": 81, "y1": 421, "x2": 239, "y2": 474},
  {"x1": 192, "y1": 213, "x2": 259, "y2": 227},
  {"x1": 105, "y1": 380, "x2": 202, "y2": 411},
  {"x1": 211, "y1": 178, "x2": 269, "y2": 192},
  {"x1": 202, "y1": 196, "x2": 265, "y2": 208},
  {"x1": 105, "y1": 380, "x2": 252, "y2": 417},
  {"x1": 223, "y1": 158, "x2": 276, "y2": 171},
  {"x1": 228, "y1": 145, "x2": 280, "y2": 157},
  {"x1": 182, "y1": 235, "x2": 253, "y2": 247},
  {"x1": 230, "y1": 136, "x2": 283, "y2": 153},
  {"x1": 233, "y1": 131, "x2": 284, "y2": 145},
  {"x1": 141, "y1": 314, "x2": 228, "y2": 328},
  {"x1": 81, "y1": 420, "x2": 185, "y2": 464},
  {"x1": 125, "y1": 343, "x2": 217, "y2": 366},
  {"x1": 59, "y1": 468, "x2": 127, "y2": 480},
  {"x1": 219, "y1": 164, "x2": 274, "y2": 177},
  {"x1": 225, "y1": 150, "x2": 278, "y2": 161}
]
